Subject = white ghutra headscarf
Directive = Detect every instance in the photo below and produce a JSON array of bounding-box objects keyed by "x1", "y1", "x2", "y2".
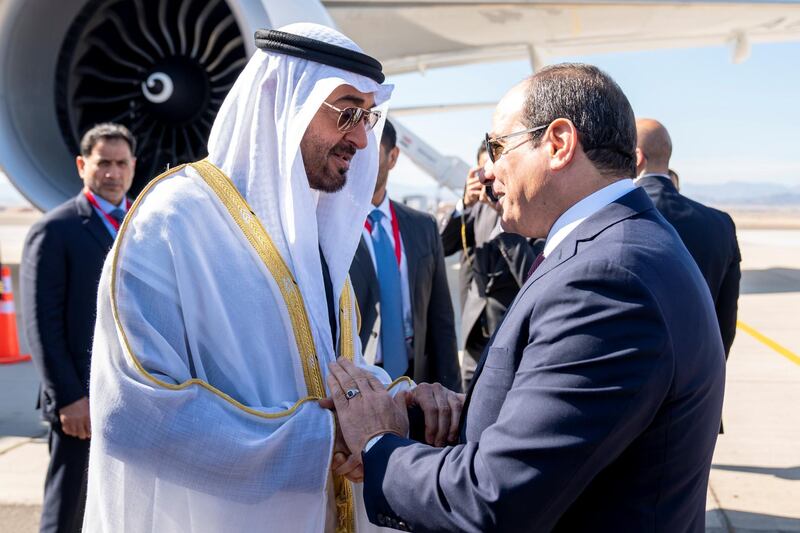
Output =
[{"x1": 208, "y1": 23, "x2": 392, "y2": 365}]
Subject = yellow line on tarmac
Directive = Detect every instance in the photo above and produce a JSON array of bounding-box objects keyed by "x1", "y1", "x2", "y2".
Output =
[{"x1": 737, "y1": 320, "x2": 800, "y2": 366}]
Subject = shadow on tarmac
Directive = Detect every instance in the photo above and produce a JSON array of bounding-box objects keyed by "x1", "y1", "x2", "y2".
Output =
[
  {"x1": 706, "y1": 509, "x2": 800, "y2": 532},
  {"x1": 741, "y1": 268, "x2": 800, "y2": 294},
  {"x1": 712, "y1": 463, "x2": 800, "y2": 481}
]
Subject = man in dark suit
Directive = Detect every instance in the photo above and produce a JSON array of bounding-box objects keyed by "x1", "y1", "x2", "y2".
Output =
[
  {"x1": 327, "y1": 64, "x2": 726, "y2": 532},
  {"x1": 350, "y1": 120, "x2": 461, "y2": 392},
  {"x1": 21, "y1": 123, "x2": 136, "y2": 533},
  {"x1": 635, "y1": 118, "x2": 741, "y2": 357},
  {"x1": 440, "y1": 146, "x2": 540, "y2": 389}
]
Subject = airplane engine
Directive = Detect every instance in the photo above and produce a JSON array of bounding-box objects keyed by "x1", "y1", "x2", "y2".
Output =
[{"x1": 0, "y1": 0, "x2": 305, "y2": 210}]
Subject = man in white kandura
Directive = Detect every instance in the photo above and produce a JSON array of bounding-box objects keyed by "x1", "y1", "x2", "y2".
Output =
[{"x1": 84, "y1": 23, "x2": 462, "y2": 533}]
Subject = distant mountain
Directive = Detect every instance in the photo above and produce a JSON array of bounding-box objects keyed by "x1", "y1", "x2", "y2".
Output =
[{"x1": 681, "y1": 182, "x2": 800, "y2": 207}]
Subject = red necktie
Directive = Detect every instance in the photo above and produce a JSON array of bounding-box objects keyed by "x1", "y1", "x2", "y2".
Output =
[{"x1": 525, "y1": 252, "x2": 545, "y2": 281}]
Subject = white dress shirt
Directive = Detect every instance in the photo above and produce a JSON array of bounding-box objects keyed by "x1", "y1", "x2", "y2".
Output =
[
  {"x1": 543, "y1": 179, "x2": 636, "y2": 257},
  {"x1": 361, "y1": 194, "x2": 414, "y2": 363}
]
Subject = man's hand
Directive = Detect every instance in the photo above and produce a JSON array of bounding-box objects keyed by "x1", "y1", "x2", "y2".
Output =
[
  {"x1": 478, "y1": 185, "x2": 500, "y2": 211},
  {"x1": 59, "y1": 397, "x2": 91, "y2": 440},
  {"x1": 463, "y1": 167, "x2": 484, "y2": 208},
  {"x1": 330, "y1": 413, "x2": 364, "y2": 482},
  {"x1": 407, "y1": 383, "x2": 465, "y2": 446},
  {"x1": 321, "y1": 359, "x2": 409, "y2": 455}
]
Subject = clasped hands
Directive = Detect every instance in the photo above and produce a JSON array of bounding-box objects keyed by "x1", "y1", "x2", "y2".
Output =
[{"x1": 319, "y1": 359, "x2": 465, "y2": 482}]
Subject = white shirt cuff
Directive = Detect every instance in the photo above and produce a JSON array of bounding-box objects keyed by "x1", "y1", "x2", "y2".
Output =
[{"x1": 364, "y1": 434, "x2": 386, "y2": 453}]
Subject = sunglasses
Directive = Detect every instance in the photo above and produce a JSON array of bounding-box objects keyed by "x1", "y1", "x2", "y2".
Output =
[
  {"x1": 321, "y1": 101, "x2": 382, "y2": 133},
  {"x1": 484, "y1": 124, "x2": 549, "y2": 163}
]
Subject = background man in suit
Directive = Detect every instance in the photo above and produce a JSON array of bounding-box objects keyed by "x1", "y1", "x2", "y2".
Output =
[
  {"x1": 635, "y1": 118, "x2": 741, "y2": 358},
  {"x1": 350, "y1": 119, "x2": 461, "y2": 392},
  {"x1": 440, "y1": 145, "x2": 541, "y2": 389},
  {"x1": 328, "y1": 64, "x2": 725, "y2": 532},
  {"x1": 21, "y1": 123, "x2": 136, "y2": 533}
]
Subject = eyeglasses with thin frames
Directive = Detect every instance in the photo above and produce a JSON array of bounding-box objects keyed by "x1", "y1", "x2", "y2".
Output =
[
  {"x1": 484, "y1": 124, "x2": 549, "y2": 163},
  {"x1": 321, "y1": 101, "x2": 382, "y2": 133}
]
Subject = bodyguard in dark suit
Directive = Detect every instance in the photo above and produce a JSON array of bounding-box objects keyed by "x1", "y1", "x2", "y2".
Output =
[
  {"x1": 635, "y1": 118, "x2": 741, "y2": 357},
  {"x1": 21, "y1": 123, "x2": 136, "y2": 533},
  {"x1": 328, "y1": 65, "x2": 725, "y2": 532},
  {"x1": 440, "y1": 146, "x2": 540, "y2": 388},
  {"x1": 350, "y1": 120, "x2": 461, "y2": 391}
]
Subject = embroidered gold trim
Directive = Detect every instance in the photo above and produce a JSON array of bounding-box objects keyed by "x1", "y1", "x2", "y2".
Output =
[
  {"x1": 333, "y1": 473, "x2": 356, "y2": 533},
  {"x1": 192, "y1": 160, "x2": 329, "y2": 396},
  {"x1": 388, "y1": 376, "x2": 414, "y2": 390},
  {"x1": 339, "y1": 277, "x2": 354, "y2": 362},
  {"x1": 110, "y1": 163, "x2": 323, "y2": 418}
]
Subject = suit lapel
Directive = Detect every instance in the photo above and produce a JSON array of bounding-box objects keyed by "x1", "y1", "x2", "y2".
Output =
[
  {"x1": 392, "y1": 201, "x2": 418, "y2": 306},
  {"x1": 353, "y1": 236, "x2": 378, "y2": 291},
  {"x1": 474, "y1": 203, "x2": 500, "y2": 246},
  {"x1": 76, "y1": 193, "x2": 114, "y2": 251},
  {"x1": 527, "y1": 187, "x2": 654, "y2": 286}
]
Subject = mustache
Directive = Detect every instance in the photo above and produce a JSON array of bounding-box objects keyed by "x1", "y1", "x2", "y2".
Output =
[{"x1": 331, "y1": 142, "x2": 357, "y2": 158}]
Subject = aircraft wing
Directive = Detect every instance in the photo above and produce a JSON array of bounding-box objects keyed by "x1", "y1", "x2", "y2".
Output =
[{"x1": 323, "y1": 1, "x2": 800, "y2": 72}]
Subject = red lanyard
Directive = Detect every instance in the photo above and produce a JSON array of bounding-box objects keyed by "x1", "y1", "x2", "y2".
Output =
[
  {"x1": 84, "y1": 190, "x2": 131, "y2": 231},
  {"x1": 364, "y1": 202, "x2": 401, "y2": 265}
]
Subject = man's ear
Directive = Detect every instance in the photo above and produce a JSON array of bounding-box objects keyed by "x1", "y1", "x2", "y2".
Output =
[
  {"x1": 546, "y1": 118, "x2": 577, "y2": 171},
  {"x1": 386, "y1": 146, "x2": 400, "y2": 171},
  {"x1": 635, "y1": 148, "x2": 645, "y2": 170},
  {"x1": 76, "y1": 156, "x2": 86, "y2": 179}
]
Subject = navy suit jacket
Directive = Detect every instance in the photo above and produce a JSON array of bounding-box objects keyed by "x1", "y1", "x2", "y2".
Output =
[
  {"x1": 638, "y1": 175, "x2": 741, "y2": 356},
  {"x1": 363, "y1": 187, "x2": 726, "y2": 532},
  {"x1": 20, "y1": 193, "x2": 115, "y2": 423}
]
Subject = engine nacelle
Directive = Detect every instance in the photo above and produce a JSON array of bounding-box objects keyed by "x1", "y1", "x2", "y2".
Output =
[{"x1": 0, "y1": 0, "x2": 331, "y2": 210}]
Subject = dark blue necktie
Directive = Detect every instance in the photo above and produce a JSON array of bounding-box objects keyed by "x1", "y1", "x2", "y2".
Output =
[
  {"x1": 109, "y1": 208, "x2": 126, "y2": 225},
  {"x1": 368, "y1": 209, "x2": 407, "y2": 379}
]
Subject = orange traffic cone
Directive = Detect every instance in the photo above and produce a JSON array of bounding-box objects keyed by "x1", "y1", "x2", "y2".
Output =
[{"x1": 0, "y1": 264, "x2": 31, "y2": 364}]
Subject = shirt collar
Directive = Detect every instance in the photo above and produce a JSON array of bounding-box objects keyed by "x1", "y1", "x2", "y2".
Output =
[
  {"x1": 92, "y1": 192, "x2": 127, "y2": 213},
  {"x1": 544, "y1": 179, "x2": 635, "y2": 257},
  {"x1": 374, "y1": 193, "x2": 391, "y2": 220}
]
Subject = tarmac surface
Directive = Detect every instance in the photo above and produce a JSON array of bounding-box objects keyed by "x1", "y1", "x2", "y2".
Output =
[{"x1": 0, "y1": 223, "x2": 798, "y2": 531}]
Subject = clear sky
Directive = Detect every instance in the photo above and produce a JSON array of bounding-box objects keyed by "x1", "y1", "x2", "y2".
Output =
[
  {"x1": 1, "y1": 40, "x2": 798, "y2": 207},
  {"x1": 384, "y1": 40, "x2": 800, "y2": 201}
]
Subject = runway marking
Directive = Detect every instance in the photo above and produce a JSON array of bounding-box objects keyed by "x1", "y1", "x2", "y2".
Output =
[{"x1": 737, "y1": 320, "x2": 800, "y2": 366}]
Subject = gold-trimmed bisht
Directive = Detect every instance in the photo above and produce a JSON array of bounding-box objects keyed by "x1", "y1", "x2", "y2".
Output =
[{"x1": 111, "y1": 159, "x2": 372, "y2": 532}]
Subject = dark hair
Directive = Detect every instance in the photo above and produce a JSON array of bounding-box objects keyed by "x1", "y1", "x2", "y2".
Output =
[
  {"x1": 79, "y1": 123, "x2": 136, "y2": 157},
  {"x1": 381, "y1": 118, "x2": 397, "y2": 151},
  {"x1": 523, "y1": 63, "x2": 636, "y2": 178},
  {"x1": 476, "y1": 142, "x2": 487, "y2": 164}
]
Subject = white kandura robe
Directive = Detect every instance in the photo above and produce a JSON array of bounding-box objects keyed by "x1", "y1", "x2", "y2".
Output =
[
  {"x1": 84, "y1": 164, "x2": 409, "y2": 532},
  {"x1": 84, "y1": 22, "x2": 406, "y2": 533}
]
